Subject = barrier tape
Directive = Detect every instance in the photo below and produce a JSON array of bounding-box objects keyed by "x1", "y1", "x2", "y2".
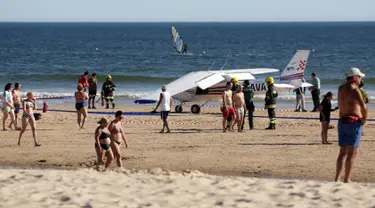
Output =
[
  {"x1": 181, "y1": 103, "x2": 296, "y2": 112},
  {"x1": 22, "y1": 96, "x2": 74, "y2": 100}
]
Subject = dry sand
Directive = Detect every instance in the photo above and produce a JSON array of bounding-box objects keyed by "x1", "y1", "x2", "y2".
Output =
[
  {"x1": 1, "y1": 105, "x2": 375, "y2": 207},
  {"x1": 1, "y1": 105, "x2": 375, "y2": 182},
  {"x1": 1, "y1": 168, "x2": 375, "y2": 208}
]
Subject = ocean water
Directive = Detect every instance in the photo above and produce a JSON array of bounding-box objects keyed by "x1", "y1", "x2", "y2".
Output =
[{"x1": 0, "y1": 22, "x2": 374, "y2": 106}]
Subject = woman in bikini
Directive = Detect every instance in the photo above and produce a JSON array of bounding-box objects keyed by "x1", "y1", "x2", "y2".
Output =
[
  {"x1": 109, "y1": 111, "x2": 128, "y2": 168},
  {"x1": 18, "y1": 92, "x2": 41, "y2": 146},
  {"x1": 319, "y1": 91, "x2": 339, "y2": 144},
  {"x1": 95, "y1": 118, "x2": 114, "y2": 170},
  {"x1": 75, "y1": 83, "x2": 89, "y2": 129}
]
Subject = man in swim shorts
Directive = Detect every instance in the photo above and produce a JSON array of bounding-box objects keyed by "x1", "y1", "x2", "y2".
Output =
[
  {"x1": 233, "y1": 85, "x2": 246, "y2": 132},
  {"x1": 12, "y1": 83, "x2": 21, "y2": 130},
  {"x1": 221, "y1": 81, "x2": 236, "y2": 132},
  {"x1": 335, "y1": 67, "x2": 367, "y2": 183}
]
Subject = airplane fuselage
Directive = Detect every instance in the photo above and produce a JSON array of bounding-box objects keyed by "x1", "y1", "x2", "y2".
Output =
[{"x1": 173, "y1": 79, "x2": 291, "y2": 103}]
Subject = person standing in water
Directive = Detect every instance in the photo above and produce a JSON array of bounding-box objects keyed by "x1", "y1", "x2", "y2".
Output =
[
  {"x1": 75, "y1": 84, "x2": 89, "y2": 129},
  {"x1": 335, "y1": 68, "x2": 367, "y2": 183},
  {"x1": 319, "y1": 92, "x2": 339, "y2": 144},
  {"x1": 109, "y1": 111, "x2": 128, "y2": 168},
  {"x1": 12, "y1": 83, "x2": 22, "y2": 130},
  {"x1": 18, "y1": 92, "x2": 41, "y2": 146},
  {"x1": 101, "y1": 75, "x2": 116, "y2": 109},
  {"x1": 153, "y1": 85, "x2": 172, "y2": 133},
  {"x1": 88, "y1": 73, "x2": 98, "y2": 109}
]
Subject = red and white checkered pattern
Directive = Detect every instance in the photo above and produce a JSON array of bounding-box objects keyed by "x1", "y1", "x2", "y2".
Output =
[{"x1": 296, "y1": 60, "x2": 307, "y2": 71}]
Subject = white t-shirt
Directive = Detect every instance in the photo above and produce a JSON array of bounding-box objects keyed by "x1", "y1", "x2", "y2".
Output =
[
  {"x1": 3, "y1": 91, "x2": 13, "y2": 106},
  {"x1": 160, "y1": 91, "x2": 171, "y2": 111}
]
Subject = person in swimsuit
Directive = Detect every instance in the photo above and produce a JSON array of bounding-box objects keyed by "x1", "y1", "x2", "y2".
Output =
[
  {"x1": 12, "y1": 83, "x2": 22, "y2": 130},
  {"x1": 233, "y1": 85, "x2": 246, "y2": 132},
  {"x1": 95, "y1": 117, "x2": 114, "y2": 170},
  {"x1": 319, "y1": 92, "x2": 339, "y2": 144},
  {"x1": 75, "y1": 84, "x2": 89, "y2": 129},
  {"x1": 88, "y1": 73, "x2": 98, "y2": 109},
  {"x1": 221, "y1": 81, "x2": 236, "y2": 132},
  {"x1": 18, "y1": 92, "x2": 41, "y2": 147},
  {"x1": 2, "y1": 83, "x2": 16, "y2": 131},
  {"x1": 109, "y1": 111, "x2": 128, "y2": 168},
  {"x1": 335, "y1": 67, "x2": 367, "y2": 183}
]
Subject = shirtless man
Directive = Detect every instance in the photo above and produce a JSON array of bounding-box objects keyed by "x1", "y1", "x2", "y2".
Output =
[
  {"x1": 12, "y1": 83, "x2": 21, "y2": 130},
  {"x1": 109, "y1": 110, "x2": 128, "y2": 168},
  {"x1": 335, "y1": 68, "x2": 367, "y2": 183},
  {"x1": 221, "y1": 82, "x2": 236, "y2": 132},
  {"x1": 233, "y1": 85, "x2": 246, "y2": 132}
]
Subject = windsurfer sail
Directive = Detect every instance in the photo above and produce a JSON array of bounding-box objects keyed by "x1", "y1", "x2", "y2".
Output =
[{"x1": 171, "y1": 26, "x2": 187, "y2": 53}]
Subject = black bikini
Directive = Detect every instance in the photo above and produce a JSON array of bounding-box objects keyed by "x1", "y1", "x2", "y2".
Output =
[{"x1": 96, "y1": 131, "x2": 111, "y2": 150}]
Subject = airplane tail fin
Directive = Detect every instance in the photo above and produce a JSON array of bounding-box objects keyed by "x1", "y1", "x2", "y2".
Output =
[{"x1": 280, "y1": 50, "x2": 311, "y2": 84}]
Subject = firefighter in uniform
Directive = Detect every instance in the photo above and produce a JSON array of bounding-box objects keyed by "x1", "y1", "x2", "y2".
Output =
[
  {"x1": 101, "y1": 75, "x2": 117, "y2": 109},
  {"x1": 264, "y1": 76, "x2": 278, "y2": 130}
]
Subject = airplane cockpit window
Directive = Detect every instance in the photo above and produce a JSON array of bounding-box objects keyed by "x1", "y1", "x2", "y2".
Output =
[{"x1": 196, "y1": 87, "x2": 209, "y2": 95}]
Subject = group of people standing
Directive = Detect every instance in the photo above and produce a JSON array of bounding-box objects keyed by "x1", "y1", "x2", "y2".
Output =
[
  {"x1": 1, "y1": 83, "x2": 41, "y2": 146},
  {"x1": 77, "y1": 71, "x2": 117, "y2": 110},
  {"x1": 75, "y1": 72, "x2": 117, "y2": 129}
]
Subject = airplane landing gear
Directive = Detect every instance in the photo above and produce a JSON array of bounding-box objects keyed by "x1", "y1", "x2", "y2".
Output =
[
  {"x1": 175, "y1": 105, "x2": 183, "y2": 113},
  {"x1": 191, "y1": 104, "x2": 201, "y2": 114}
]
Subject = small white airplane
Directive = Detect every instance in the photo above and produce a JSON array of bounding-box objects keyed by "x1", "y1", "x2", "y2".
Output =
[{"x1": 135, "y1": 50, "x2": 313, "y2": 114}]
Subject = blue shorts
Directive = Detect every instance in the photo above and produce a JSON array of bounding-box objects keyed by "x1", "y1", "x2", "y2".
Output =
[{"x1": 338, "y1": 119, "x2": 362, "y2": 147}]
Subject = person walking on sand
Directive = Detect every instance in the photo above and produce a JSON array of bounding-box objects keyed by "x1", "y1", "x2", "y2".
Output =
[
  {"x1": 294, "y1": 87, "x2": 307, "y2": 112},
  {"x1": 233, "y1": 85, "x2": 246, "y2": 132},
  {"x1": 95, "y1": 118, "x2": 114, "y2": 169},
  {"x1": 335, "y1": 67, "x2": 367, "y2": 183},
  {"x1": 18, "y1": 92, "x2": 41, "y2": 146},
  {"x1": 101, "y1": 75, "x2": 116, "y2": 109},
  {"x1": 12, "y1": 83, "x2": 22, "y2": 130},
  {"x1": 319, "y1": 92, "x2": 339, "y2": 144},
  {"x1": 309, "y1": 72, "x2": 321, "y2": 112},
  {"x1": 152, "y1": 85, "x2": 172, "y2": 133},
  {"x1": 2, "y1": 83, "x2": 16, "y2": 131},
  {"x1": 75, "y1": 84, "x2": 89, "y2": 129},
  {"x1": 242, "y1": 80, "x2": 255, "y2": 130},
  {"x1": 109, "y1": 111, "x2": 128, "y2": 168},
  {"x1": 221, "y1": 82, "x2": 236, "y2": 132},
  {"x1": 88, "y1": 73, "x2": 98, "y2": 109},
  {"x1": 264, "y1": 77, "x2": 278, "y2": 130},
  {"x1": 78, "y1": 71, "x2": 89, "y2": 92}
]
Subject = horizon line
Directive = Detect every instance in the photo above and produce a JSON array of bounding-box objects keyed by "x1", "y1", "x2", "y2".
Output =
[{"x1": 0, "y1": 20, "x2": 375, "y2": 23}]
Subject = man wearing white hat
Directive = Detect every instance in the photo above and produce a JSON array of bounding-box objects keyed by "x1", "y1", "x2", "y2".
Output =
[{"x1": 335, "y1": 67, "x2": 367, "y2": 183}]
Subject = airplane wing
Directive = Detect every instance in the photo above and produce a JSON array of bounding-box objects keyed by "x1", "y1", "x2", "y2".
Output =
[
  {"x1": 273, "y1": 83, "x2": 296, "y2": 89},
  {"x1": 301, "y1": 82, "x2": 313, "y2": 87},
  {"x1": 135, "y1": 71, "x2": 225, "y2": 104},
  {"x1": 196, "y1": 73, "x2": 225, "y2": 90},
  {"x1": 220, "y1": 68, "x2": 279, "y2": 74}
]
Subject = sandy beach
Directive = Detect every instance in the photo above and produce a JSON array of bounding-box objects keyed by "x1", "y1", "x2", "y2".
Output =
[
  {"x1": 1, "y1": 105, "x2": 375, "y2": 182},
  {"x1": 1, "y1": 104, "x2": 375, "y2": 207},
  {"x1": 1, "y1": 168, "x2": 375, "y2": 208}
]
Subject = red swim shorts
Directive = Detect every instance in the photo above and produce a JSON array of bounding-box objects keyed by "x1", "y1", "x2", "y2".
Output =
[{"x1": 221, "y1": 106, "x2": 235, "y2": 119}]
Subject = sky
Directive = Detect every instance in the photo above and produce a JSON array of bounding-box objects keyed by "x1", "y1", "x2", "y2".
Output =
[{"x1": 0, "y1": 0, "x2": 374, "y2": 22}]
